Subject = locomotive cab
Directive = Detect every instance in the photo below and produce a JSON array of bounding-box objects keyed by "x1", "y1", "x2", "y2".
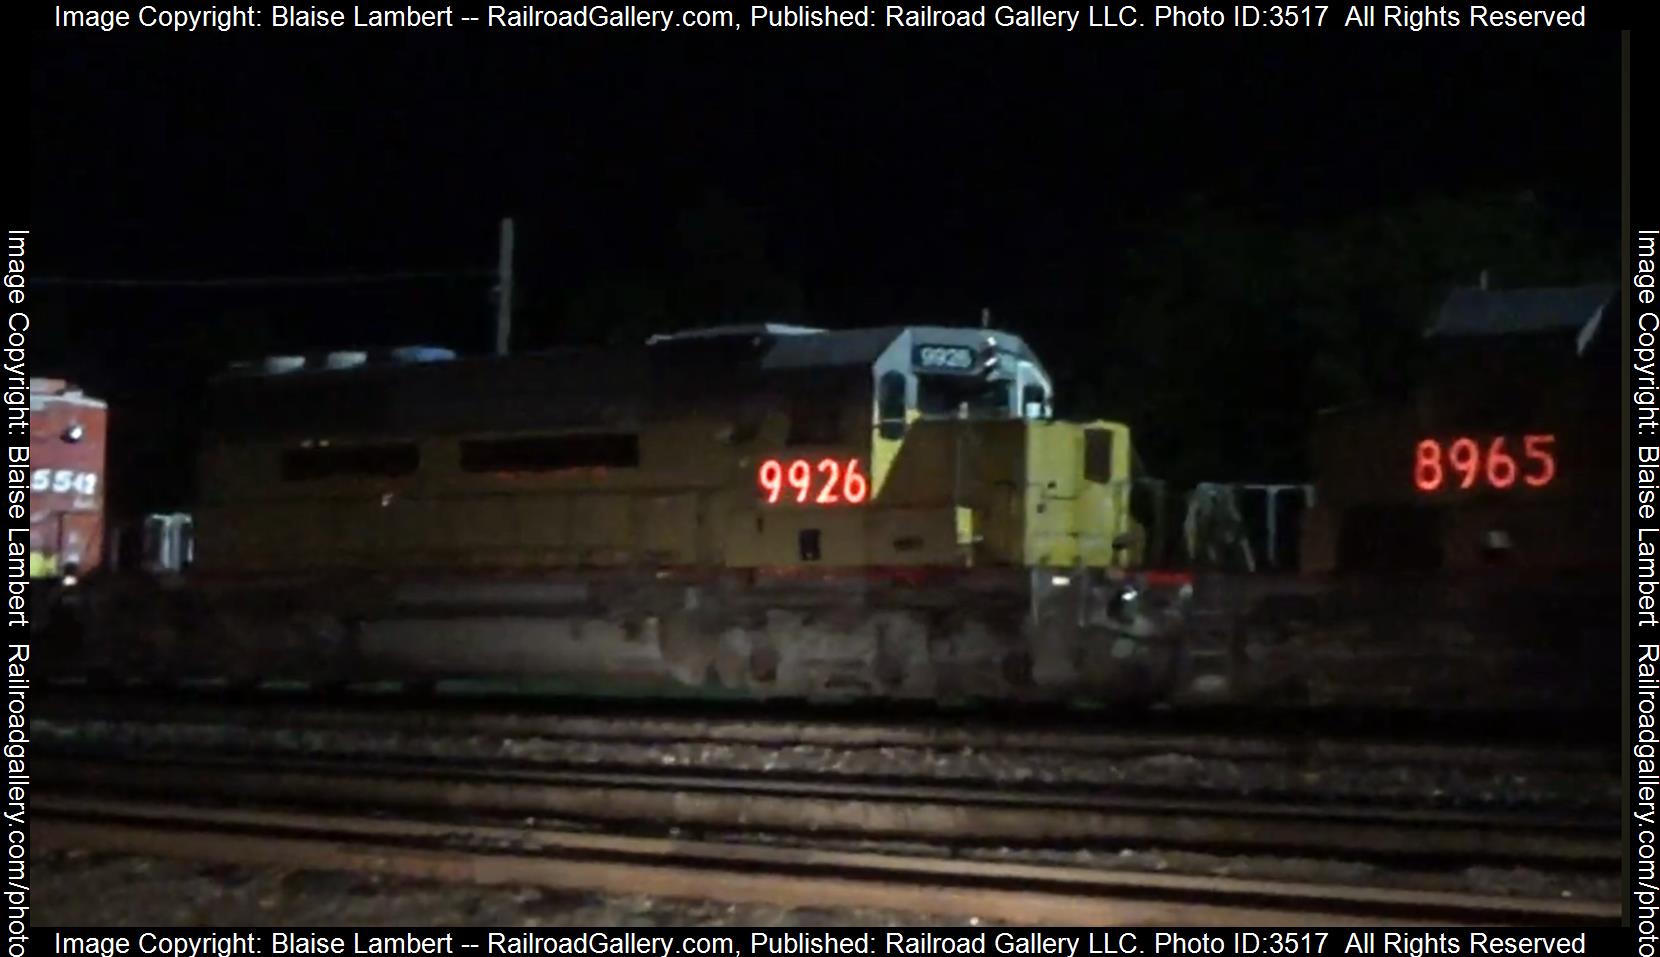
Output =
[
  {"x1": 641, "y1": 324, "x2": 1135, "y2": 573},
  {"x1": 874, "y1": 330, "x2": 1054, "y2": 426}
]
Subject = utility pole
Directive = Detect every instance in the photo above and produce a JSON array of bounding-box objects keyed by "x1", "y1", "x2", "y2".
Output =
[{"x1": 494, "y1": 217, "x2": 515, "y2": 356}]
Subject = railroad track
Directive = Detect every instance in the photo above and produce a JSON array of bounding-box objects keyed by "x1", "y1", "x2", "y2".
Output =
[
  {"x1": 38, "y1": 687, "x2": 1619, "y2": 773},
  {"x1": 35, "y1": 796, "x2": 1620, "y2": 926},
  {"x1": 36, "y1": 751, "x2": 1620, "y2": 869}
]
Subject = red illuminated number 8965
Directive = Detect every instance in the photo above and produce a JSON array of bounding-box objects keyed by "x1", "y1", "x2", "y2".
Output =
[{"x1": 1412, "y1": 434, "x2": 1556, "y2": 493}]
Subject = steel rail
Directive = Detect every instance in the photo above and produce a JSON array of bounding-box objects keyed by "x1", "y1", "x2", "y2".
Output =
[
  {"x1": 37, "y1": 753, "x2": 1619, "y2": 868},
  {"x1": 34, "y1": 796, "x2": 1619, "y2": 926},
  {"x1": 37, "y1": 691, "x2": 1617, "y2": 771}
]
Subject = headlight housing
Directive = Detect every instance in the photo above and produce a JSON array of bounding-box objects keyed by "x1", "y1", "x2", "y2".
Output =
[{"x1": 1107, "y1": 584, "x2": 1139, "y2": 624}]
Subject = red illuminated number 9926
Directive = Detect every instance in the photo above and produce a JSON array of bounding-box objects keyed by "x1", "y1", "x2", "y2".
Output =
[
  {"x1": 1412, "y1": 434, "x2": 1556, "y2": 493},
  {"x1": 758, "y1": 458, "x2": 868, "y2": 505}
]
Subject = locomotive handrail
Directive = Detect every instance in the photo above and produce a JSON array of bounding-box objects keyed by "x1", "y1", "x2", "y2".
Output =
[
  {"x1": 1079, "y1": 478, "x2": 1315, "y2": 573},
  {"x1": 1186, "y1": 481, "x2": 1316, "y2": 571}
]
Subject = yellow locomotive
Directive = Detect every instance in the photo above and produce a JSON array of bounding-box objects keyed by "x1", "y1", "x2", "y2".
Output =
[
  {"x1": 68, "y1": 324, "x2": 1188, "y2": 701},
  {"x1": 199, "y1": 326, "x2": 1137, "y2": 577}
]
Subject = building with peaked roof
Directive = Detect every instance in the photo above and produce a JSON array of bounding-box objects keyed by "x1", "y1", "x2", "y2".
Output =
[
  {"x1": 1301, "y1": 281, "x2": 1617, "y2": 575},
  {"x1": 1425, "y1": 283, "x2": 1614, "y2": 354}
]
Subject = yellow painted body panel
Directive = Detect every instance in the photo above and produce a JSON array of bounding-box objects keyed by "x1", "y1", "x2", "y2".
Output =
[{"x1": 196, "y1": 399, "x2": 1139, "y2": 574}]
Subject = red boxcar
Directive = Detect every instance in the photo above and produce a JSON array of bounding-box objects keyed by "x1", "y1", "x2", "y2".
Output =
[{"x1": 29, "y1": 379, "x2": 107, "y2": 579}]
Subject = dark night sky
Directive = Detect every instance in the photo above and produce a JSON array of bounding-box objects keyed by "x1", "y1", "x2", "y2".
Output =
[{"x1": 28, "y1": 27, "x2": 1622, "y2": 508}]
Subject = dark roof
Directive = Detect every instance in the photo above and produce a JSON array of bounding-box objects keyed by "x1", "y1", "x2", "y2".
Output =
[
  {"x1": 209, "y1": 348, "x2": 648, "y2": 441},
  {"x1": 209, "y1": 324, "x2": 1051, "y2": 441},
  {"x1": 1426, "y1": 284, "x2": 1614, "y2": 354},
  {"x1": 648, "y1": 324, "x2": 1041, "y2": 372},
  {"x1": 646, "y1": 323, "x2": 824, "y2": 342},
  {"x1": 763, "y1": 326, "x2": 904, "y2": 369}
]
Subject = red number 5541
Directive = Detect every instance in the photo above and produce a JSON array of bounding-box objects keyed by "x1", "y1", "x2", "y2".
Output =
[{"x1": 1413, "y1": 434, "x2": 1557, "y2": 493}]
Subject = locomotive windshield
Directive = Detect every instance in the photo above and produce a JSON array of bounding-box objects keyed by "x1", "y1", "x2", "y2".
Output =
[{"x1": 916, "y1": 374, "x2": 1012, "y2": 418}]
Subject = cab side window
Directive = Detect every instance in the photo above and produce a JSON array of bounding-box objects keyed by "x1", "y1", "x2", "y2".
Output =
[
  {"x1": 877, "y1": 372, "x2": 908, "y2": 440},
  {"x1": 1083, "y1": 428, "x2": 1115, "y2": 483},
  {"x1": 1022, "y1": 384, "x2": 1048, "y2": 419}
]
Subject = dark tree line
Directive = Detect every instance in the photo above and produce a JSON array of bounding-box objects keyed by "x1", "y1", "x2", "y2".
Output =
[
  {"x1": 511, "y1": 189, "x2": 1610, "y2": 485},
  {"x1": 1072, "y1": 191, "x2": 1610, "y2": 482},
  {"x1": 34, "y1": 189, "x2": 1611, "y2": 515}
]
